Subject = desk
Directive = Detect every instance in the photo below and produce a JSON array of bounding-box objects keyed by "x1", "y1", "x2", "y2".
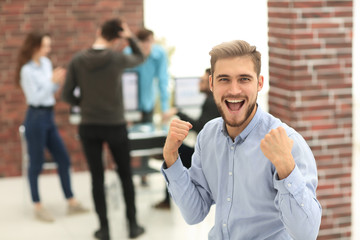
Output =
[
  {"x1": 128, "y1": 123, "x2": 168, "y2": 175},
  {"x1": 69, "y1": 114, "x2": 168, "y2": 175},
  {"x1": 128, "y1": 123, "x2": 168, "y2": 157}
]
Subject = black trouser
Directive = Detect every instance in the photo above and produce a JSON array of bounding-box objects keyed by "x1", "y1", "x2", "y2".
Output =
[
  {"x1": 140, "y1": 111, "x2": 153, "y2": 123},
  {"x1": 79, "y1": 124, "x2": 137, "y2": 229},
  {"x1": 178, "y1": 144, "x2": 194, "y2": 169},
  {"x1": 140, "y1": 111, "x2": 154, "y2": 182}
]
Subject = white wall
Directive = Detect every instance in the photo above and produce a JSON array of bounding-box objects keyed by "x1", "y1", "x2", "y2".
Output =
[
  {"x1": 144, "y1": 0, "x2": 269, "y2": 111},
  {"x1": 144, "y1": 0, "x2": 268, "y2": 77}
]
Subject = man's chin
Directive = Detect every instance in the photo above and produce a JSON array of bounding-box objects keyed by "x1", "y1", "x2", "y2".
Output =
[{"x1": 224, "y1": 119, "x2": 246, "y2": 128}]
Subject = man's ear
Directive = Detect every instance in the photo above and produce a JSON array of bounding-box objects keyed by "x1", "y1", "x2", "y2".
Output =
[
  {"x1": 258, "y1": 75, "x2": 264, "y2": 92},
  {"x1": 209, "y1": 74, "x2": 213, "y2": 92}
]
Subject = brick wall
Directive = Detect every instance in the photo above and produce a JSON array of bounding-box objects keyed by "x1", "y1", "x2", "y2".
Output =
[
  {"x1": 0, "y1": 0, "x2": 144, "y2": 177},
  {"x1": 268, "y1": 0, "x2": 353, "y2": 239}
]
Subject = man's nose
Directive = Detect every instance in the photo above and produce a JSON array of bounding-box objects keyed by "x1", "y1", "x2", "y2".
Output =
[{"x1": 229, "y1": 80, "x2": 242, "y2": 94}]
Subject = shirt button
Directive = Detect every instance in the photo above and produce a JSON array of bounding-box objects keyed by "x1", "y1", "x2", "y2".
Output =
[
  {"x1": 287, "y1": 183, "x2": 292, "y2": 187},
  {"x1": 223, "y1": 223, "x2": 227, "y2": 227},
  {"x1": 230, "y1": 146, "x2": 234, "y2": 150},
  {"x1": 229, "y1": 172, "x2": 232, "y2": 176},
  {"x1": 301, "y1": 203, "x2": 304, "y2": 207},
  {"x1": 227, "y1": 198, "x2": 231, "y2": 202}
]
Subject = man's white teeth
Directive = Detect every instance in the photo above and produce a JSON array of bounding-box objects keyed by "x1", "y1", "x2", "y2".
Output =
[{"x1": 227, "y1": 100, "x2": 244, "y2": 103}]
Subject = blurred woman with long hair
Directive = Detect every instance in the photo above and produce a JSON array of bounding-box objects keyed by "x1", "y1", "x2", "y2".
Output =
[{"x1": 15, "y1": 31, "x2": 88, "y2": 222}]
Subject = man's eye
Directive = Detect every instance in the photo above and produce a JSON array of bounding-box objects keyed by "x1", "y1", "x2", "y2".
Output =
[
  {"x1": 240, "y1": 77, "x2": 250, "y2": 81},
  {"x1": 219, "y1": 78, "x2": 228, "y2": 82}
]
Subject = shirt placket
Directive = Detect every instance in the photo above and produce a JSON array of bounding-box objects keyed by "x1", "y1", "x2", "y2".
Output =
[{"x1": 222, "y1": 139, "x2": 236, "y2": 240}]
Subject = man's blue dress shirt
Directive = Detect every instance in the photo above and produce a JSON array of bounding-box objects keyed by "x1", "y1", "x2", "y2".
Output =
[{"x1": 162, "y1": 106, "x2": 322, "y2": 240}]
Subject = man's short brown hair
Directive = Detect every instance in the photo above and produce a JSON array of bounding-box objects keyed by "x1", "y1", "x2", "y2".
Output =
[{"x1": 209, "y1": 40, "x2": 261, "y2": 77}]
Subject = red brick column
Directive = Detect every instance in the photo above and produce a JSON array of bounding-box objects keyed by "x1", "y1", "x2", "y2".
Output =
[
  {"x1": 268, "y1": 0, "x2": 353, "y2": 239},
  {"x1": 0, "y1": 0, "x2": 144, "y2": 177}
]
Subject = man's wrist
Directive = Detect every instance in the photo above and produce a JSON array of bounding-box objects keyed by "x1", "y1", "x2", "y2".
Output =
[
  {"x1": 163, "y1": 151, "x2": 179, "y2": 168},
  {"x1": 276, "y1": 161, "x2": 295, "y2": 180}
]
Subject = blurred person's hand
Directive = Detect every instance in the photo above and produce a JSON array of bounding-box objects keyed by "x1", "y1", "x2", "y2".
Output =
[
  {"x1": 120, "y1": 22, "x2": 132, "y2": 39},
  {"x1": 162, "y1": 108, "x2": 178, "y2": 123},
  {"x1": 52, "y1": 67, "x2": 66, "y2": 85}
]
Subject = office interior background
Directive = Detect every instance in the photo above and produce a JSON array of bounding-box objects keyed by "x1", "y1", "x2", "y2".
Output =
[{"x1": 0, "y1": 0, "x2": 359, "y2": 239}]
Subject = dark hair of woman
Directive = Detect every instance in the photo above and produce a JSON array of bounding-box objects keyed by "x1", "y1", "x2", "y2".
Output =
[{"x1": 15, "y1": 31, "x2": 50, "y2": 86}]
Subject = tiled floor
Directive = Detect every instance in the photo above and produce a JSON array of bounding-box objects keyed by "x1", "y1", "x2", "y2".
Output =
[{"x1": 0, "y1": 160, "x2": 215, "y2": 240}]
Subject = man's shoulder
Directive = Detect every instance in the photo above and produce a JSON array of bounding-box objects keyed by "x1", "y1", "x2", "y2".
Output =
[
  {"x1": 200, "y1": 117, "x2": 223, "y2": 134},
  {"x1": 71, "y1": 48, "x2": 113, "y2": 58},
  {"x1": 69, "y1": 48, "x2": 119, "y2": 66},
  {"x1": 70, "y1": 49, "x2": 88, "y2": 61},
  {"x1": 152, "y1": 44, "x2": 165, "y2": 51},
  {"x1": 151, "y1": 44, "x2": 167, "y2": 57},
  {"x1": 260, "y1": 110, "x2": 297, "y2": 136}
]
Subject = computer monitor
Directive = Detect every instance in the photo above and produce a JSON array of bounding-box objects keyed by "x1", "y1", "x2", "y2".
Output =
[
  {"x1": 174, "y1": 77, "x2": 206, "y2": 108},
  {"x1": 122, "y1": 71, "x2": 139, "y2": 111}
]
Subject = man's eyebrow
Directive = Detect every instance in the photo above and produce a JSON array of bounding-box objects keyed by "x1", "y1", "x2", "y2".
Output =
[
  {"x1": 215, "y1": 74, "x2": 253, "y2": 79},
  {"x1": 215, "y1": 74, "x2": 230, "y2": 79},
  {"x1": 238, "y1": 74, "x2": 253, "y2": 78}
]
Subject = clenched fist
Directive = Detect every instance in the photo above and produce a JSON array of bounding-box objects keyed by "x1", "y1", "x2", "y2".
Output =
[
  {"x1": 163, "y1": 119, "x2": 192, "y2": 167},
  {"x1": 260, "y1": 126, "x2": 295, "y2": 180}
]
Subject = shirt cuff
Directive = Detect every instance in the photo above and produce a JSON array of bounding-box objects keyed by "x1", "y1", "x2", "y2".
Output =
[
  {"x1": 161, "y1": 157, "x2": 184, "y2": 183},
  {"x1": 274, "y1": 165, "x2": 306, "y2": 196}
]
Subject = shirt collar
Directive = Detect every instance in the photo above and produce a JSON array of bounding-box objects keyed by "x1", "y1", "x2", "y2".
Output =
[
  {"x1": 29, "y1": 58, "x2": 43, "y2": 68},
  {"x1": 220, "y1": 104, "x2": 263, "y2": 142}
]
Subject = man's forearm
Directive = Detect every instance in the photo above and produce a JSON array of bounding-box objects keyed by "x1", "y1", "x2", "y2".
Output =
[
  {"x1": 162, "y1": 159, "x2": 212, "y2": 225},
  {"x1": 275, "y1": 167, "x2": 321, "y2": 239}
]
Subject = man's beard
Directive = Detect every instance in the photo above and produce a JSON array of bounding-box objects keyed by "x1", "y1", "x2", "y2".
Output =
[{"x1": 216, "y1": 95, "x2": 257, "y2": 128}]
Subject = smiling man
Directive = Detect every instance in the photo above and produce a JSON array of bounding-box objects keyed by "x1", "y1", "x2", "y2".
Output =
[{"x1": 161, "y1": 40, "x2": 322, "y2": 240}]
